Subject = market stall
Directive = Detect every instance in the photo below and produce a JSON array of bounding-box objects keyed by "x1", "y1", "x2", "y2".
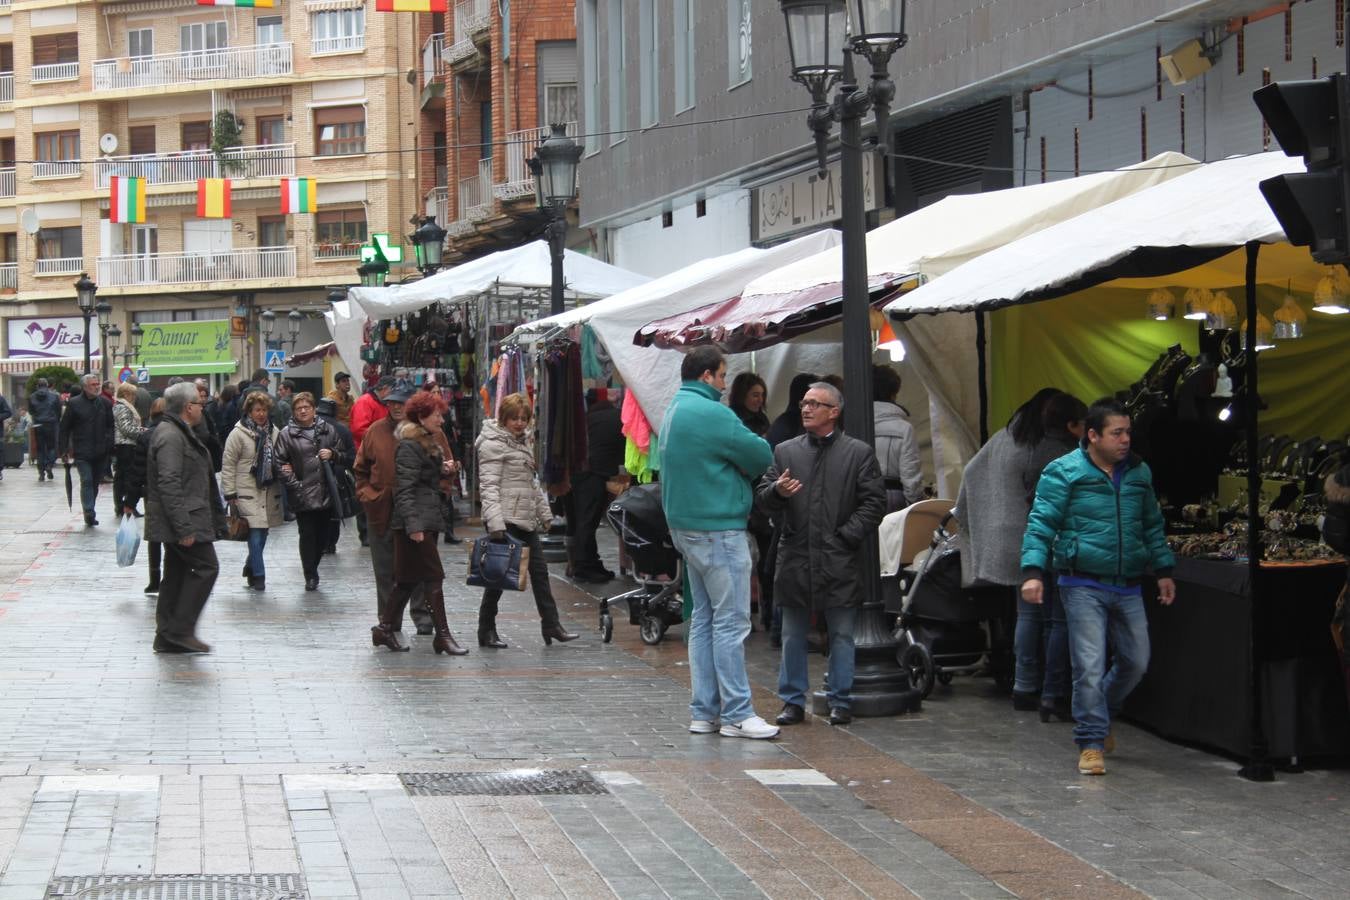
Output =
[{"x1": 888, "y1": 150, "x2": 1350, "y2": 771}]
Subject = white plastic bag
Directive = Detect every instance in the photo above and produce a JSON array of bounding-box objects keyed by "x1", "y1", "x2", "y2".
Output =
[{"x1": 116, "y1": 514, "x2": 141, "y2": 568}]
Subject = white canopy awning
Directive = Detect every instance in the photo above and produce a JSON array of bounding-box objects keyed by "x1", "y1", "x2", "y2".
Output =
[
  {"x1": 348, "y1": 240, "x2": 649, "y2": 319},
  {"x1": 509, "y1": 230, "x2": 841, "y2": 429}
]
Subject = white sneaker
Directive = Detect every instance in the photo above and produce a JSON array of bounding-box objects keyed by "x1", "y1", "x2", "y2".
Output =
[
  {"x1": 689, "y1": 719, "x2": 719, "y2": 734},
  {"x1": 719, "y1": 716, "x2": 780, "y2": 740}
]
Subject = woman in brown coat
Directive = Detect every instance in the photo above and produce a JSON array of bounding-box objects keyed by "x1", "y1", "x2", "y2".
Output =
[{"x1": 372, "y1": 390, "x2": 468, "y2": 655}]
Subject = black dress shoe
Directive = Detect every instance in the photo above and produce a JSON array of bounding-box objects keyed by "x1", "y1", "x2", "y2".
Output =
[
  {"x1": 776, "y1": 702, "x2": 805, "y2": 726},
  {"x1": 152, "y1": 636, "x2": 186, "y2": 653},
  {"x1": 828, "y1": 707, "x2": 853, "y2": 726},
  {"x1": 249, "y1": 577, "x2": 266, "y2": 592},
  {"x1": 304, "y1": 578, "x2": 319, "y2": 592}
]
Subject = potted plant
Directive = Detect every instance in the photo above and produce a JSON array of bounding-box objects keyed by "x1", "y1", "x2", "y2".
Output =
[{"x1": 211, "y1": 110, "x2": 247, "y2": 176}]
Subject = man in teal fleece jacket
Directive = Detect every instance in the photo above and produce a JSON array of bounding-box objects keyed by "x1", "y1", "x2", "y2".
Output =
[{"x1": 659, "y1": 346, "x2": 777, "y2": 740}]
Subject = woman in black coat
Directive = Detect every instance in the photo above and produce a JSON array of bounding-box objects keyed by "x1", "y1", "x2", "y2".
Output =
[
  {"x1": 274, "y1": 392, "x2": 351, "y2": 592},
  {"x1": 371, "y1": 391, "x2": 467, "y2": 656},
  {"x1": 122, "y1": 398, "x2": 165, "y2": 594}
]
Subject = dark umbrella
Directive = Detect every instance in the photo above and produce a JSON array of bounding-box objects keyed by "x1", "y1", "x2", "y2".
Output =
[{"x1": 63, "y1": 460, "x2": 73, "y2": 510}]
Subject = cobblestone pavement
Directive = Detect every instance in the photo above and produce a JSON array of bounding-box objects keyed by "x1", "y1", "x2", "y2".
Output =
[{"x1": 1, "y1": 468, "x2": 1348, "y2": 898}]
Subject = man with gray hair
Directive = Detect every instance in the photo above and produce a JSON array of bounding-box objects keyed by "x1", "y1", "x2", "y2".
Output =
[
  {"x1": 145, "y1": 381, "x2": 225, "y2": 653},
  {"x1": 757, "y1": 381, "x2": 887, "y2": 727},
  {"x1": 59, "y1": 373, "x2": 115, "y2": 526}
]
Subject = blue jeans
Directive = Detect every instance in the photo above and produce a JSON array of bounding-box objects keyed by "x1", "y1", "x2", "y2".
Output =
[
  {"x1": 73, "y1": 457, "x2": 104, "y2": 517},
  {"x1": 670, "y1": 528, "x2": 754, "y2": 725},
  {"x1": 1061, "y1": 584, "x2": 1151, "y2": 749},
  {"x1": 247, "y1": 528, "x2": 269, "y2": 579},
  {"x1": 779, "y1": 605, "x2": 857, "y2": 711},
  {"x1": 1014, "y1": 582, "x2": 1070, "y2": 700}
]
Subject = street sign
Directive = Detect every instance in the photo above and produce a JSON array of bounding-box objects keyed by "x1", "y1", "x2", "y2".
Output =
[
  {"x1": 117, "y1": 366, "x2": 134, "y2": 383},
  {"x1": 264, "y1": 349, "x2": 287, "y2": 373},
  {"x1": 136, "y1": 368, "x2": 150, "y2": 384}
]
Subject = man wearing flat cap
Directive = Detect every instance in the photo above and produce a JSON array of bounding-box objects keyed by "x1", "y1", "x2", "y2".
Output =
[{"x1": 326, "y1": 371, "x2": 354, "y2": 426}]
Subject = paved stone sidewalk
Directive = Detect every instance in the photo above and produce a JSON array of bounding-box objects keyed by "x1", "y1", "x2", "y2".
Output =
[{"x1": 0, "y1": 469, "x2": 1347, "y2": 898}]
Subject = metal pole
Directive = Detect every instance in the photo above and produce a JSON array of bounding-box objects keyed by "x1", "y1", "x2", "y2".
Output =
[
  {"x1": 82, "y1": 314, "x2": 91, "y2": 376},
  {"x1": 548, "y1": 209, "x2": 566, "y2": 317}
]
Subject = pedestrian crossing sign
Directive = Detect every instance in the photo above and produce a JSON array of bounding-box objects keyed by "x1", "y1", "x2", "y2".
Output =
[{"x1": 264, "y1": 349, "x2": 287, "y2": 372}]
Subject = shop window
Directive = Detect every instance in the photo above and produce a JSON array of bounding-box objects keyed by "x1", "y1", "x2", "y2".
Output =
[
  {"x1": 32, "y1": 33, "x2": 78, "y2": 66},
  {"x1": 314, "y1": 105, "x2": 365, "y2": 156},
  {"x1": 37, "y1": 226, "x2": 81, "y2": 260}
]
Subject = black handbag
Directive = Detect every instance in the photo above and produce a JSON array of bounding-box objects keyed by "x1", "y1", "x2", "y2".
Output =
[{"x1": 466, "y1": 533, "x2": 529, "y2": 591}]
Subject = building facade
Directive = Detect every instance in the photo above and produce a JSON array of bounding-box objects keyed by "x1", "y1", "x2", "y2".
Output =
[
  {"x1": 0, "y1": 0, "x2": 423, "y2": 400},
  {"x1": 578, "y1": 0, "x2": 1348, "y2": 277}
]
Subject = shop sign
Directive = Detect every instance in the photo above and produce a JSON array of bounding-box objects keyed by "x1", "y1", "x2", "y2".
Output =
[
  {"x1": 137, "y1": 320, "x2": 232, "y2": 368},
  {"x1": 5, "y1": 316, "x2": 97, "y2": 359},
  {"x1": 751, "y1": 151, "x2": 884, "y2": 243}
]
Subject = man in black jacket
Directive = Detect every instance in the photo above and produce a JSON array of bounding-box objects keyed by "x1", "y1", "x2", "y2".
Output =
[
  {"x1": 29, "y1": 378, "x2": 62, "y2": 482},
  {"x1": 60, "y1": 374, "x2": 115, "y2": 526},
  {"x1": 0, "y1": 391, "x2": 10, "y2": 482},
  {"x1": 756, "y1": 381, "x2": 886, "y2": 727},
  {"x1": 570, "y1": 389, "x2": 626, "y2": 583}
]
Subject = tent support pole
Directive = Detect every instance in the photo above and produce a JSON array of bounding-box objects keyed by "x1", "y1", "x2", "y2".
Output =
[
  {"x1": 975, "y1": 311, "x2": 989, "y2": 444},
  {"x1": 1238, "y1": 239, "x2": 1275, "y2": 783}
]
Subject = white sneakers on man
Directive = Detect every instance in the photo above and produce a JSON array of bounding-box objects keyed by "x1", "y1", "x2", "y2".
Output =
[
  {"x1": 719, "y1": 716, "x2": 780, "y2": 739},
  {"x1": 688, "y1": 719, "x2": 719, "y2": 734}
]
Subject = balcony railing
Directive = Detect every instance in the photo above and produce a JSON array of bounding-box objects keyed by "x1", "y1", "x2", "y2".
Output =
[
  {"x1": 312, "y1": 34, "x2": 364, "y2": 56},
  {"x1": 422, "y1": 33, "x2": 445, "y2": 88},
  {"x1": 425, "y1": 186, "x2": 449, "y2": 229},
  {"x1": 0, "y1": 0, "x2": 12, "y2": 8},
  {"x1": 0, "y1": 264, "x2": 16, "y2": 291},
  {"x1": 446, "y1": 0, "x2": 490, "y2": 63},
  {"x1": 97, "y1": 247, "x2": 297, "y2": 287},
  {"x1": 0, "y1": 168, "x2": 13, "y2": 198},
  {"x1": 93, "y1": 43, "x2": 293, "y2": 91},
  {"x1": 314, "y1": 242, "x2": 363, "y2": 260},
  {"x1": 94, "y1": 143, "x2": 295, "y2": 188},
  {"x1": 495, "y1": 122, "x2": 576, "y2": 200},
  {"x1": 33, "y1": 61, "x2": 80, "y2": 83},
  {"x1": 36, "y1": 257, "x2": 84, "y2": 277},
  {"x1": 0, "y1": 73, "x2": 12, "y2": 105},
  {"x1": 33, "y1": 161, "x2": 81, "y2": 180},
  {"x1": 462, "y1": 158, "x2": 493, "y2": 221}
]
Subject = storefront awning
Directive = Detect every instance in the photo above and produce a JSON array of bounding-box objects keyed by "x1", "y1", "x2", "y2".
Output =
[{"x1": 0, "y1": 357, "x2": 88, "y2": 376}]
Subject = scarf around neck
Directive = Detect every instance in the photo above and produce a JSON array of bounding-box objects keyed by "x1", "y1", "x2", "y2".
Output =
[{"x1": 245, "y1": 418, "x2": 275, "y2": 488}]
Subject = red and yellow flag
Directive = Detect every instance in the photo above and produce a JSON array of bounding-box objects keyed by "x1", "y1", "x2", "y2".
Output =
[
  {"x1": 196, "y1": 179, "x2": 232, "y2": 219},
  {"x1": 375, "y1": 0, "x2": 448, "y2": 10}
]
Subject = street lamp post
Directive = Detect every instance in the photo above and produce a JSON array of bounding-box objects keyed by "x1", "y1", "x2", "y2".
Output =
[
  {"x1": 410, "y1": 216, "x2": 448, "y2": 277},
  {"x1": 128, "y1": 323, "x2": 144, "y2": 366},
  {"x1": 529, "y1": 124, "x2": 582, "y2": 316},
  {"x1": 95, "y1": 301, "x2": 113, "y2": 383},
  {"x1": 106, "y1": 325, "x2": 121, "y2": 375},
  {"x1": 781, "y1": 0, "x2": 918, "y2": 717},
  {"x1": 260, "y1": 308, "x2": 304, "y2": 352},
  {"x1": 74, "y1": 273, "x2": 97, "y2": 376}
]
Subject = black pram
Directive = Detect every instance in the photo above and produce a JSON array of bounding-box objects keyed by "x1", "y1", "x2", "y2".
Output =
[{"x1": 601, "y1": 483, "x2": 684, "y2": 644}]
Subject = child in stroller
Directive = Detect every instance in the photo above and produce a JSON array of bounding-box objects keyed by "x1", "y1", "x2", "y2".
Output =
[{"x1": 601, "y1": 483, "x2": 684, "y2": 644}]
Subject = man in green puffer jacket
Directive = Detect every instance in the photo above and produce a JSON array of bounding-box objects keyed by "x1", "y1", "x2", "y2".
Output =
[{"x1": 1021, "y1": 399, "x2": 1176, "y2": 777}]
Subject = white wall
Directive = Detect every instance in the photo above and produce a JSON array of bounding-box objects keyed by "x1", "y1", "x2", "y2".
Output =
[{"x1": 610, "y1": 191, "x2": 750, "y2": 278}]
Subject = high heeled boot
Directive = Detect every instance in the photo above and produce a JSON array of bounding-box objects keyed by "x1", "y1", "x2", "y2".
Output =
[
  {"x1": 477, "y1": 597, "x2": 507, "y2": 648},
  {"x1": 371, "y1": 584, "x2": 412, "y2": 652},
  {"x1": 426, "y1": 584, "x2": 468, "y2": 655},
  {"x1": 541, "y1": 622, "x2": 579, "y2": 646}
]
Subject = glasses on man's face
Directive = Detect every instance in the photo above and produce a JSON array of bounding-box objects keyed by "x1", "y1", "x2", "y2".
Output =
[
  {"x1": 799, "y1": 399, "x2": 836, "y2": 411},
  {"x1": 186, "y1": 401, "x2": 203, "y2": 409}
]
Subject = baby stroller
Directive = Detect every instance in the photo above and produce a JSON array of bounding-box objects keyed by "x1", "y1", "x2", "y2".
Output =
[
  {"x1": 882, "y1": 501, "x2": 1011, "y2": 699},
  {"x1": 602, "y1": 483, "x2": 684, "y2": 645}
]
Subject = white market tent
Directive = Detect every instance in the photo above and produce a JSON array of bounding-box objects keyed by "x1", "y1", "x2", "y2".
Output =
[
  {"x1": 724, "y1": 152, "x2": 1202, "y2": 493},
  {"x1": 510, "y1": 230, "x2": 841, "y2": 430},
  {"x1": 325, "y1": 240, "x2": 649, "y2": 378}
]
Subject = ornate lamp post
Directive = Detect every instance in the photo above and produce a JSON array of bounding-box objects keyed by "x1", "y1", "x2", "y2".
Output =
[
  {"x1": 95, "y1": 301, "x2": 113, "y2": 382},
  {"x1": 106, "y1": 325, "x2": 121, "y2": 373},
  {"x1": 410, "y1": 215, "x2": 448, "y2": 277},
  {"x1": 529, "y1": 123, "x2": 582, "y2": 316},
  {"x1": 73, "y1": 272, "x2": 97, "y2": 376},
  {"x1": 781, "y1": 0, "x2": 918, "y2": 716},
  {"x1": 128, "y1": 322, "x2": 144, "y2": 366},
  {"x1": 260, "y1": 308, "x2": 304, "y2": 351}
]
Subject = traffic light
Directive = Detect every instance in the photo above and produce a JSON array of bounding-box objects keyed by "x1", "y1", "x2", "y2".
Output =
[{"x1": 1254, "y1": 75, "x2": 1350, "y2": 265}]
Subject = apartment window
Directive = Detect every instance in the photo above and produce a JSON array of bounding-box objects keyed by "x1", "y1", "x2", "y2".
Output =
[
  {"x1": 129, "y1": 126, "x2": 155, "y2": 156},
  {"x1": 607, "y1": 0, "x2": 626, "y2": 144},
  {"x1": 1, "y1": 233, "x2": 17, "y2": 263},
  {"x1": 311, "y1": 8, "x2": 365, "y2": 54},
  {"x1": 537, "y1": 41, "x2": 578, "y2": 128},
  {"x1": 128, "y1": 29, "x2": 153, "y2": 58},
  {"x1": 257, "y1": 115, "x2": 285, "y2": 146},
  {"x1": 0, "y1": 44, "x2": 11, "y2": 72},
  {"x1": 433, "y1": 131, "x2": 447, "y2": 186},
  {"x1": 257, "y1": 16, "x2": 284, "y2": 46},
  {"x1": 581, "y1": 0, "x2": 598, "y2": 152},
  {"x1": 36, "y1": 131, "x2": 79, "y2": 161},
  {"x1": 33, "y1": 34, "x2": 78, "y2": 66},
  {"x1": 1, "y1": 137, "x2": 16, "y2": 166},
  {"x1": 546, "y1": 84, "x2": 578, "y2": 126},
  {"x1": 480, "y1": 101, "x2": 492, "y2": 160},
  {"x1": 181, "y1": 121, "x2": 211, "y2": 151},
  {"x1": 257, "y1": 216, "x2": 287, "y2": 247},
  {"x1": 639, "y1": 0, "x2": 658, "y2": 127},
  {"x1": 727, "y1": 0, "x2": 752, "y2": 87},
  {"x1": 180, "y1": 21, "x2": 227, "y2": 54},
  {"x1": 314, "y1": 105, "x2": 365, "y2": 156},
  {"x1": 674, "y1": 0, "x2": 695, "y2": 111},
  {"x1": 37, "y1": 226, "x2": 81, "y2": 260},
  {"x1": 315, "y1": 208, "x2": 366, "y2": 245}
]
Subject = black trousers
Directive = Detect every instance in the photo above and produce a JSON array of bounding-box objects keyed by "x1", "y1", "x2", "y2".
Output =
[
  {"x1": 34, "y1": 423, "x2": 57, "y2": 471},
  {"x1": 113, "y1": 444, "x2": 136, "y2": 511},
  {"x1": 478, "y1": 525, "x2": 561, "y2": 631},
  {"x1": 296, "y1": 510, "x2": 329, "y2": 580},
  {"x1": 157, "y1": 541, "x2": 218, "y2": 639},
  {"x1": 147, "y1": 541, "x2": 162, "y2": 586},
  {"x1": 570, "y1": 471, "x2": 609, "y2": 571}
]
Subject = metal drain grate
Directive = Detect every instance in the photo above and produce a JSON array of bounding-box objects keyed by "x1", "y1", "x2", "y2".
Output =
[
  {"x1": 47, "y1": 874, "x2": 307, "y2": 899},
  {"x1": 400, "y1": 769, "x2": 609, "y2": 796}
]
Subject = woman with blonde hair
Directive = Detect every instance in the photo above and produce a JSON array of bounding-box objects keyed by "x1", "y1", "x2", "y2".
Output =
[
  {"x1": 222, "y1": 391, "x2": 284, "y2": 591},
  {"x1": 474, "y1": 393, "x2": 579, "y2": 648},
  {"x1": 112, "y1": 381, "x2": 145, "y2": 517}
]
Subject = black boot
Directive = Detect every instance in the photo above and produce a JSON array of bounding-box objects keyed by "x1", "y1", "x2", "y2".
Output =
[
  {"x1": 478, "y1": 628, "x2": 507, "y2": 648},
  {"x1": 542, "y1": 623, "x2": 579, "y2": 646},
  {"x1": 426, "y1": 585, "x2": 468, "y2": 655}
]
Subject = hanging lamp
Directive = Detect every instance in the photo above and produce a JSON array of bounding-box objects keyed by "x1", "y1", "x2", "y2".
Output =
[
  {"x1": 1182, "y1": 286, "x2": 1213, "y2": 320},
  {"x1": 1273, "y1": 292, "x2": 1307, "y2": 339},
  {"x1": 1312, "y1": 268, "x2": 1350, "y2": 315},
  {"x1": 1206, "y1": 290, "x2": 1237, "y2": 331},
  {"x1": 1146, "y1": 288, "x2": 1176, "y2": 321},
  {"x1": 1240, "y1": 312, "x2": 1276, "y2": 351}
]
